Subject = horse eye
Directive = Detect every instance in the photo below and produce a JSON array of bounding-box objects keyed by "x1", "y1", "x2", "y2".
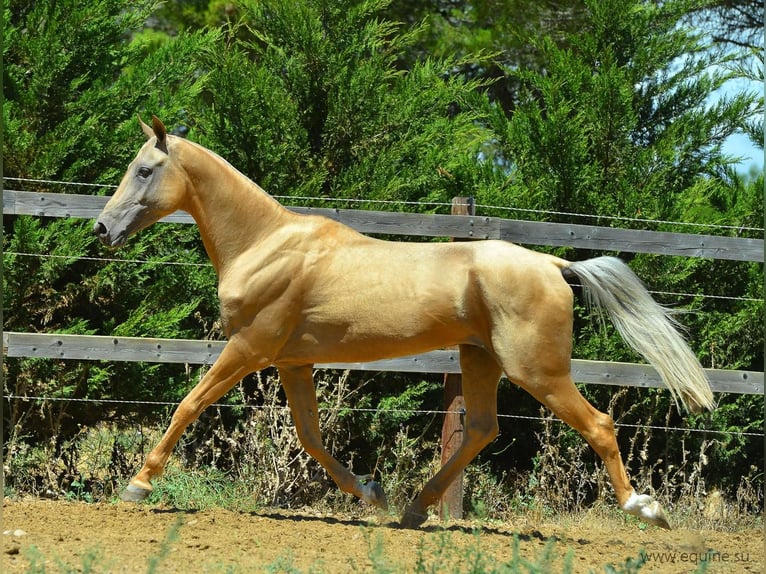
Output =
[{"x1": 137, "y1": 166, "x2": 153, "y2": 179}]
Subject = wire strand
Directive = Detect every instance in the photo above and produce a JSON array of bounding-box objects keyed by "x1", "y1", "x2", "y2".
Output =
[
  {"x1": 3, "y1": 394, "x2": 762, "y2": 438},
  {"x1": 4, "y1": 176, "x2": 116, "y2": 189},
  {"x1": 4, "y1": 251, "x2": 212, "y2": 268},
  {"x1": 474, "y1": 203, "x2": 765, "y2": 233}
]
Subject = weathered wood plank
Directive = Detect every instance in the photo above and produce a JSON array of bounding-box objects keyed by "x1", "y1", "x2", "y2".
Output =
[
  {"x1": 5, "y1": 190, "x2": 761, "y2": 261},
  {"x1": 3, "y1": 190, "x2": 193, "y2": 223},
  {"x1": 4, "y1": 332, "x2": 762, "y2": 395},
  {"x1": 3, "y1": 331, "x2": 221, "y2": 364},
  {"x1": 569, "y1": 359, "x2": 763, "y2": 395},
  {"x1": 497, "y1": 219, "x2": 763, "y2": 262}
]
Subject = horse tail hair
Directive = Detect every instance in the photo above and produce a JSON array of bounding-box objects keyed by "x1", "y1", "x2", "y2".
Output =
[{"x1": 562, "y1": 256, "x2": 715, "y2": 413}]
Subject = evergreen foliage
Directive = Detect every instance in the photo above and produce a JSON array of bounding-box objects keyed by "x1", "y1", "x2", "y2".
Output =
[
  {"x1": 481, "y1": 0, "x2": 759, "y2": 219},
  {"x1": 191, "y1": 0, "x2": 491, "y2": 206}
]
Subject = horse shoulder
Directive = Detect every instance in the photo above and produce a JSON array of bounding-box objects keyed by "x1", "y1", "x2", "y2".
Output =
[{"x1": 215, "y1": 246, "x2": 305, "y2": 335}]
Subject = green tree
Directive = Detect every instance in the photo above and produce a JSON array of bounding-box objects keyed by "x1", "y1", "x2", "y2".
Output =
[
  {"x1": 191, "y1": 0, "x2": 491, "y2": 207},
  {"x1": 483, "y1": 0, "x2": 758, "y2": 220},
  {"x1": 384, "y1": 0, "x2": 589, "y2": 111}
]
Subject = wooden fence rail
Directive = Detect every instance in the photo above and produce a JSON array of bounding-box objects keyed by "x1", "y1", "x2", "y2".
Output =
[
  {"x1": 4, "y1": 332, "x2": 762, "y2": 395},
  {"x1": 4, "y1": 190, "x2": 763, "y2": 262}
]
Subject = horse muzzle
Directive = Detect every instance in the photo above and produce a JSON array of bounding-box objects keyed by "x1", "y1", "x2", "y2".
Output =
[
  {"x1": 93, "y1": 219, "x2": 128, "y2": 247},
  {"x1": 93, "y1": 200, "x2": 151, "y2": 247}
]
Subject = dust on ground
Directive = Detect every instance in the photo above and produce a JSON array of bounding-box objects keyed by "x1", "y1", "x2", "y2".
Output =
[{"x1": 3, "y1": 498, "x2": 762, "y2": 573}]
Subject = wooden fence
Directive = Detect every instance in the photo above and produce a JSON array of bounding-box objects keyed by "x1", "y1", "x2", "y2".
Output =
[
  {"x1": 2, "y1": 332, "x2": 761, "y2": 394},
  {"x1": 4, "y1": 188, "x2": 763, "y2": 518},
  {"x1": 2, "y1": 189, "x2": 762, "y2": 394}
]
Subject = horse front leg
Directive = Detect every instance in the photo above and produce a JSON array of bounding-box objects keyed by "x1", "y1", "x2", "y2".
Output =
[
  {"x1": 400, "y1": 345, "x2": 503, "y2": 528},
  {"x1": 121, "y1": 338, "x2": 260, "y2": 502},
  {"x1": 278, "y1": 365, "x2": 388, "y2": 511}
]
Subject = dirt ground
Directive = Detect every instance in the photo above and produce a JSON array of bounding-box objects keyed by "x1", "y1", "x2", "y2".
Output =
[{"x1": 2, "y1": 498, "x2": 763, "y2": 573}]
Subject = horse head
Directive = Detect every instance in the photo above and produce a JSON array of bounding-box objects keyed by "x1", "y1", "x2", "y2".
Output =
[{"x1": 94, "y1": 116, "x2": 188, "y2": 246}]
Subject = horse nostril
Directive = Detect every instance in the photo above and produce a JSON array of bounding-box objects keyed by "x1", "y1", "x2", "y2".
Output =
[{"x1": 94, "y1": 221, "x2": 107, "y2": 236}]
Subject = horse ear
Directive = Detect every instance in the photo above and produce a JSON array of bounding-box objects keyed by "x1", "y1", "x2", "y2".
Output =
[
  {"x1": 151, "y1": 115, "x2": 168, "y2": 154},
  {"x1": 139, "y1": 116, "x2": 154, "y2": 140}
]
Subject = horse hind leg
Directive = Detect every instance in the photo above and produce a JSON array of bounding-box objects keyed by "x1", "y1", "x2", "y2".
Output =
[
  {"x1": 278, "y1": 365, "x2": 387, "y2": 511},
  {"x1": 518, "y1": 371, "x2": 671, "y2": 529},
  {"x1": 400, "y1": 345, "x2": 503, "y2": 528},
  {"x1": 497, "y1": 272, "x2": 670, "y2": 529}
]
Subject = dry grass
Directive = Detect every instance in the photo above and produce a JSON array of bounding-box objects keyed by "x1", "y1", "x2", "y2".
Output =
[{"x1": 4, "y1": 373, "x2": 762, "y2": 534}]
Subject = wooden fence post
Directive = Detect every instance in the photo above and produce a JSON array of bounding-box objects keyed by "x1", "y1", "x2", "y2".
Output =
[{"x1": 439, "y1": 196, "x2": 475, "y2": 521}]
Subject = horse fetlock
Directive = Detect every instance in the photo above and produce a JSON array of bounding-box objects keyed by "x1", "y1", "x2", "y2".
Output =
[{"x1": 622, "y1": 491, "x2": 671, "y2": 530}]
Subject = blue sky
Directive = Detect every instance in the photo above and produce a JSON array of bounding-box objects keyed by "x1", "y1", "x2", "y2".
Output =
[
  {"x1": 718, "y1": 76, "x2": 763, "y2": 174},
  {"x1": 723, "y1": 131, "x2": 763, "y2": 173}
]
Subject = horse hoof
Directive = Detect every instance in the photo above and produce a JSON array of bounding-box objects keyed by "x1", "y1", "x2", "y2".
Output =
[
  {"x1": 359, "y1": 479, "x2": 388, "y2": 511},
  {"x1": 623, "y1": 491, "x2": 672, "y2": 530},
  {"x1": 649, "y1": 503, "x2": 672, "y2": 530},
  {"x1": 121, "y1": 483, "x2": 152, "y2": 502},
  {"x1": 399, "y1": 508, "x2": 428, "y2": 529}
]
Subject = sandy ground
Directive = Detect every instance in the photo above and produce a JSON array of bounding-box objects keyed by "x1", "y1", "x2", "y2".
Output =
[{"x1": 2, "y1": 498, "x2": 763, "y2": 573}]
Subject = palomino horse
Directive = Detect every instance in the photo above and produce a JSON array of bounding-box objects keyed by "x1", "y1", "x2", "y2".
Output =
[{"x1": 95, "y1": 116, "x2": 715, "y2": 529}]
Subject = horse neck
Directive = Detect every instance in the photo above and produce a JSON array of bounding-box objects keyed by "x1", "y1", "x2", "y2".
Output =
[{"x1": 176, "y1": 140, "x2": 291, "y2": 274}]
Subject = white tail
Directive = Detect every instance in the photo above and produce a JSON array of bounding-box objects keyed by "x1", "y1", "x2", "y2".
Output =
[{"x1": 564, "y1": 256, "x2": 715, "y2": 413}]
